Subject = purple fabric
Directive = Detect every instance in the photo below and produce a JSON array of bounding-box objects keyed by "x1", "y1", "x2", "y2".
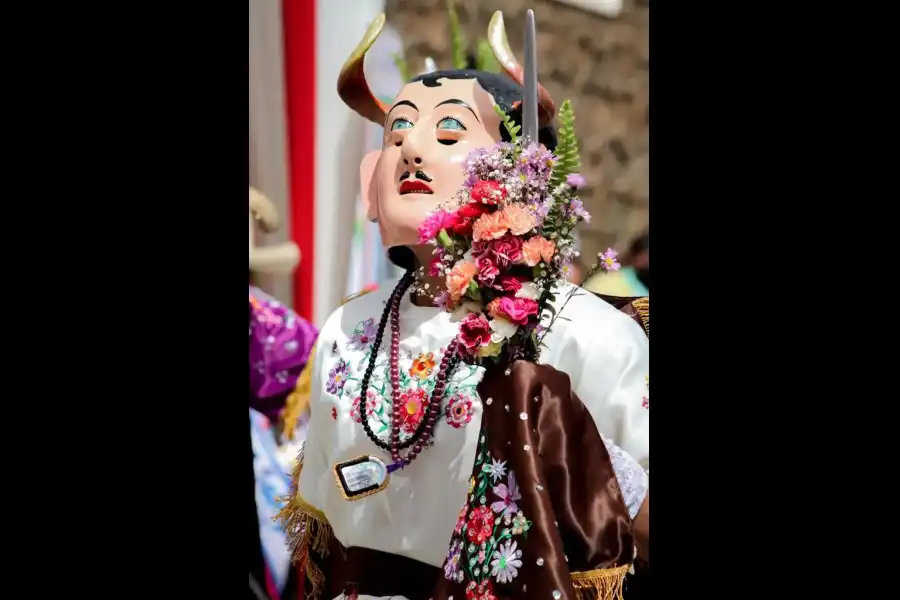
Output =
[{"x1": 249, "y1": 286, "x2": 318, "y2": 420}]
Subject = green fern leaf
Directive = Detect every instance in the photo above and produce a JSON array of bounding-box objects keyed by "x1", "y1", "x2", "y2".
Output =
[
  {"x1": 549, "y1": 100, "x2": 581, "y2": 189},
  {"x1": 475, "y1": 38, "x2": 501, "y2": 73},
  {"x1": 494, "y1": 105, "x2": 521, "y2": 143}
]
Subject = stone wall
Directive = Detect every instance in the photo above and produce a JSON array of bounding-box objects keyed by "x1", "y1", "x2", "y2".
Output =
[{"x1": 385, "y1": 0, "x2": 648, "y2": 268}]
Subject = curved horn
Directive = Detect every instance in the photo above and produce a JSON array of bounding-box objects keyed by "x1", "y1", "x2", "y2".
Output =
[
  {"x1": 487, "y1": 11, "x2": 557, "y2": 126},
  {"x1": 337, "y1": 13, "x2": 390, "y2": 126}
]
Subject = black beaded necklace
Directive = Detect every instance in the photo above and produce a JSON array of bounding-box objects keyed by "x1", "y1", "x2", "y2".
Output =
[{"x1": 357, "y1": 272, "x2": 461, "y2": 465}]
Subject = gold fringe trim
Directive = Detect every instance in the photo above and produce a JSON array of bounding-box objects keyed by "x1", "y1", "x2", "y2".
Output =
[
  {"x1": 571, "y1": 564, "x2": 630, "y2": 600},
  {"x1": 274, "y1": 457, "x2": 334, "y2": 600},
  {"x1": 631, "y1": 297, "x2": 649, "y2": 336},
  {"x1": 282, "y1": 346, "x2": 316, "y2": 440}
]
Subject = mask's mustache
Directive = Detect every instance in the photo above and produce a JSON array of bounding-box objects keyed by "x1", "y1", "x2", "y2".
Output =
[{"x1": 399, "y1": 170, "x2": 433, "y2": 183}]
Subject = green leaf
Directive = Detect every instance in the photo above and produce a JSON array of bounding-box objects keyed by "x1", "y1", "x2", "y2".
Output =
[
  {"x1": 475, "y1": 38, "x2": 501, "y2": 73},
  {"x1": 494, "y1": 105, "x2": 521, "y2": 143}
]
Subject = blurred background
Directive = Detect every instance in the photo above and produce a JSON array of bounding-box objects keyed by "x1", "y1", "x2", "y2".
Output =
[{"x1": 249, "y1": 0, "x2": 648, "y2": 324}]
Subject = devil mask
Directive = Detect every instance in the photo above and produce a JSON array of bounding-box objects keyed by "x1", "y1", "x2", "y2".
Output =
[{"x1": 342, "y1": 12, "x2": 558, "y2": 268}]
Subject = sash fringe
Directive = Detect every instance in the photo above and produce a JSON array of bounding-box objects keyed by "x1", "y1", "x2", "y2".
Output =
[
  {"x1": 274, "y1": 452, "x2": 334, "y2": 600},
  {"x1": 630, "y1": 297, "x2": 649, "y2": 336},
  {"x1": 571, "y1": 564, "x2": 630, "y2": 600},
  {"x1": 282, "y1": 346, "x2": 316, "y2": 440}
]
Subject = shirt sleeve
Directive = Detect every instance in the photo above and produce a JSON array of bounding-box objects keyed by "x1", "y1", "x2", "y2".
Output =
[{"x1": 567, "y1": 308, "x2": 650, "y2": 470}]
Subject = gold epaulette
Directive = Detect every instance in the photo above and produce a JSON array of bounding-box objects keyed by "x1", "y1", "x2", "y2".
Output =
[
  {"x1": 275, "y1": 456, "x2": 333, "y2": 600},
  {"x1": 342, "y1": 288, "x2": 375, "y2": 305},
  {"x1": 631, "y1": 297, "x2": 649, "y2": 336},
  {"x1": 570, "y1": 564, "x2": 630, "y2": 600},
  {"x1": 282, "y1": 345, "x2": 316, "y2": 440}
]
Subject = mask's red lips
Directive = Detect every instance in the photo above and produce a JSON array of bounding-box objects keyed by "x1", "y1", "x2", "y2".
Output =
[{"x1": 399, "y1": 180, "x2": 434, "y2": 195}]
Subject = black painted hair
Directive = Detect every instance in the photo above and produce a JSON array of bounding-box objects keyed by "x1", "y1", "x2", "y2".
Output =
[{"x1": 409, "y1": 69, "x2": 558, "y2": 151}]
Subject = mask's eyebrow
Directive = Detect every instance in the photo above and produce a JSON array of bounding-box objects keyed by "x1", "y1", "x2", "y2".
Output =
[
  {"x1": 387, "y1": 100, "x2": 419, "y2": 119},
  {"x1": 435, "y1": 99, "x2": 480, "y2": 123}
]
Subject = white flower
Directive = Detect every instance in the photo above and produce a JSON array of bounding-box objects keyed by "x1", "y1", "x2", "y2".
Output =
[
  {"x1": 450, "y1": 302, "x2": 481, "y2": 323},
  {"x1": 487, "y1": 458, "x2": 507, "y2": 483},
  {"x1": 490, "y1": 539, "x2": 523, "y2": 583},
  {"x1": 515, "y1": 282, "x2": 541, "y2": 300},
  {"x1": 490, "y1": 317, "x2": 519, "y2": 342}
]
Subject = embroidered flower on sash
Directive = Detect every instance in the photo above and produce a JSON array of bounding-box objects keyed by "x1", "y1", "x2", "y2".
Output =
[
  {"x1": 347, "y1": 318, "x2": 377, "y2": 351},
  {"x1": 444, "y1": 432, "x2": 532, "y2": 589},
  {"x1": 490, "y1": 472, "x2": 521, "y2": 517},
  {"x1": 465, "y1": 580, "x2": 497, "y2": 600},
  {"x1": 409, "y1": 352, "x2": 437, "y2": 379},
  {"x1": 398, "y1": 388, "x2": 427, "y2": 433},
  {"x1": 326, "y1": 358, "x2": 351, "y2": 395},
  {"x1": 490, "y1": 539, "x2": 523, "y2": 584},
  {"x1": 446, "y1": 394, "x2": 474, "y2": 428},
  {"x1": 466, "y1": 506, "x2": 495, "y2": 545},
  {"x1": 445, "y1": 539, "x2": 463, "y2": 581}
]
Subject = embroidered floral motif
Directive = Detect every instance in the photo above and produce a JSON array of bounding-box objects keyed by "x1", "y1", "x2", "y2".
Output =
[
  {"x1": 443, "y1": 430, "x2": 532, "y2": 590},
  {"x1": 465, "y1": 579, "x2": 497, "y2": 600},
  {"x1": 446, "y1": 394, "x2": 475, "y2": 428},
  {"x1": 409, "y1": 352, "x2": 437, "y2": 379},
  {"x1": 332, "y1": 337, "x2": 483, "y2": 444},
  {"x1": 326, "y1": 358, "x2": 351, "y2": 395},
  {"x1": 347, "y1": 318, "x2": 377, "y2": 352},
  {"x1": 331, "y1": 407, "x2": 337, "y2": 420},
  {"x1": 642, "y1": 374, "x2": 649, "y2": 410}
]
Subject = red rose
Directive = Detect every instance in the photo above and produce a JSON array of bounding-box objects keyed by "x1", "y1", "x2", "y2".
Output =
[
  {"x1": 452, "y1": 219, "x2": 474, "y2": 237},
  {"x1": 470, "y1": 180, "x2": 506, "y2": 205},
  {"x1": 493, "y1": 274, "x2": 524, "y2": 292},
  {"x1": 486, "y1": 235, "x2": 524, "y2": 268},
  {"x1": 458, "y1": 313, "x2": 492, "y2": 355},
  {"x1": 475, "y1": 255, "x2": 500, "y2": 286}
]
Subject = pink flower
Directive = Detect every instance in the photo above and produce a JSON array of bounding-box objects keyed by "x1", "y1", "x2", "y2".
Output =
[
  {"x1": 600, "y1": 248, "x2": 621, "y2": 272},
  {"x1": 458, "y1": 313, "x2": 492, "y2": 354},
  {"x1": 470, "y1": 180, "x2": 506, "y2": 205},
  {"x1": 490, "y1": 471, "x2": 521, "y2": 517},
  {"x1": 501, "y1": 203, "x2": 537, "y2": 236},
  {"x1": 475, "y1": 254, "x2": 500, "y2": 286},
  {"x1": 566, "y1": 173, "x2": 586, "y2": 189},
  {"x1": 522, "y1": 236, "x2": 556, "y2": 266},
  {"x1": 417, "y1": 209, "x2": 460, "y2": 244},
  {"x1": 495, "y1": 296, "x2": 539, "y2": 326},
  {"x1": 472, "y1": 211, "x2": 509, "y2": 242},
  {"x1": 485, "y1": 235, "x2": 523, "y2": 268}
]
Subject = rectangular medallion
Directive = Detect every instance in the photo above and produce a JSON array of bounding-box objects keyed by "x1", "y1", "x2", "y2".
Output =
[{"x1": 333, "y1": 455, "x2": 390, "y2": 501}]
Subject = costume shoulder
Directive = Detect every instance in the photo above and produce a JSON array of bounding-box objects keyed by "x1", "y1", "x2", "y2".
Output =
[{"x1": 592, "y1": 293, "x2": 649, "y2": 337}]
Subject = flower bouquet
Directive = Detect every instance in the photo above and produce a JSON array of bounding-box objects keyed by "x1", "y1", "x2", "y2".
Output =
[{"x1": 416, "y1": 102, "x2": 619, "y2": 365}]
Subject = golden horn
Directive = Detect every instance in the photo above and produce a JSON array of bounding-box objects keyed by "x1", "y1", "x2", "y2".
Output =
[
  {"x1": 487, "y1": 11, "x2": 557, "y2": 126},
  {"x1": 337, "y1": 13, "x2": 390, "y2": 126}
]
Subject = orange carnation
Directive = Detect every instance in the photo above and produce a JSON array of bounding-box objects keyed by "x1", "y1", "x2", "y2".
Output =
[
  {"x1": 446, "y1": 261, "x2": 478, "y2": 302},
  {"x1": 472, "y1": 211, "x2": 509, "y2": 242},
  {"x1": 501, "y1": 204, "x2": 537, "y2": 236},
  {"x1": 522, "y1": 236, "x2": 556, "y2": 267}
]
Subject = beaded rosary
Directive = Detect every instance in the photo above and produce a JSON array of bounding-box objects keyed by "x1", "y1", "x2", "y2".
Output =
[{"x1": 357, "y1": 271, "x2": 461, "y2": 474}]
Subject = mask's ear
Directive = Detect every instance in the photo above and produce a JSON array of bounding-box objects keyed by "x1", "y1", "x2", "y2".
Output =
[{"x1": 360, "y1": 150, "x2": 382, "y2": 222}]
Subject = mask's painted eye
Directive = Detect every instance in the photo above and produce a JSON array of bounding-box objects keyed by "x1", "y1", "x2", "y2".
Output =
[
  {"x1": 391, "y1": 118, "x2": 414, "y2": 131},
  {"x1": 437, "y1": 117, "x2": 466, "y2": 131}
]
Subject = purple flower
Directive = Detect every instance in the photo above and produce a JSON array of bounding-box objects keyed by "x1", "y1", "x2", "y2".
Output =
[
  {"x1": 568, "y1": 197, "x2": 591, "y2": 223},
  {"x1": 347, "y1": 318, "x2": 377, "y2": 351},
  {"x1": 566, "y1": 173, "x2": 586, "y2": 189},
  {"x1": 443, "y1": 539, "x2": 462, "y2": 581},
  {"x1": 326, "y1": 358, "x2": 350, "y2": 395},
  {"x1": 600, "y1": 248, "x2": 621, "y2": 272},
  {"x1": 433, "y1": 290, "x2": 450, "y2": 310},
  {"x1": 491, "y1": 470, "x2": 522, "y2": 517}
]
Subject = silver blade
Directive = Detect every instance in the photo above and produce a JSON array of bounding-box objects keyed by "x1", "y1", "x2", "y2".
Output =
[{"x1": 522, "y1": 9, "x2": 539, "y2": 143}]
